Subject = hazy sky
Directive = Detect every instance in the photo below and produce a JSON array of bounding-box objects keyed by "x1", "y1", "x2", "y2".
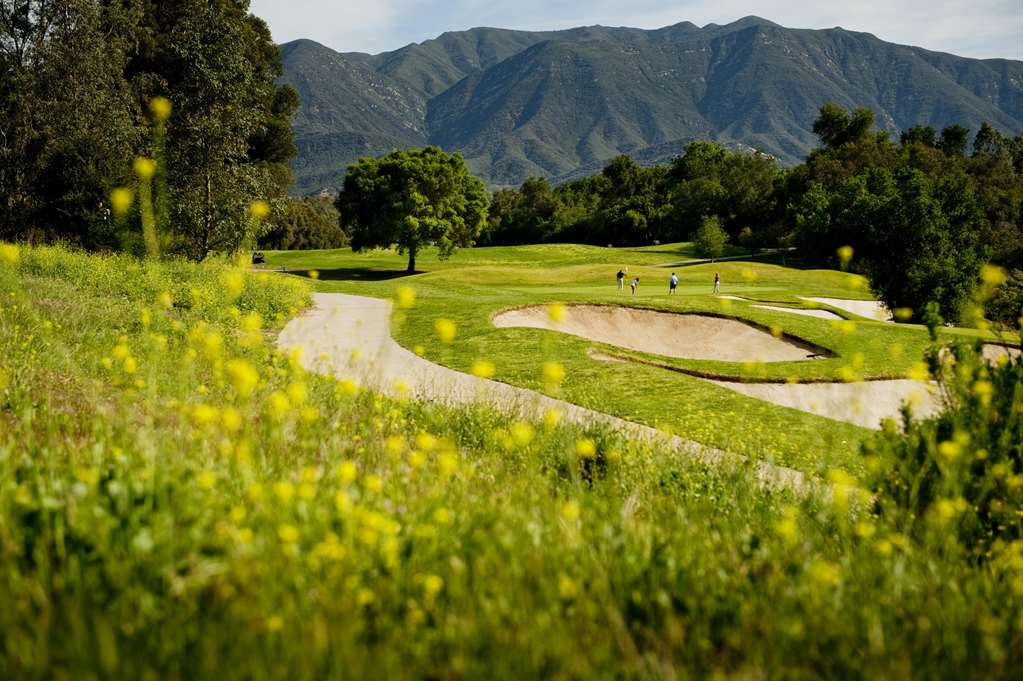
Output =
[{"x1": 248, "y1": 0, "x2": 1023, "y2": 61}]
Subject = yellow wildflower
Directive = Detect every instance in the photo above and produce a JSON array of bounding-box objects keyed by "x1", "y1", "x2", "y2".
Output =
[
  {"x1": 249, "y1": 200, "x2": 271, "y2": 220},
  {"x1": 510, "y1": 421, "x2": 535, "y2": 447},
  {"x1": 395, "y1": 285, "x2": 416, "y2": 309},
  {"x1": 338, "y1": 460, "x2": 358, "y2": 484},
  {"x1": 110, "y1": 187, "x2": 134, "y2": 216},
  {"x1": 149, "y1": 96, "x2": 172, "y2": 122},
  {"x1": 133, "y1": 157, "x2": 156, "y2": 181},
  {"x1": 836, "y1": 245, "x2": 854, "y2": 266},
  {"x1": 471, "y1": 359, "x2": 496, "y2": 378},
  {"x1": 542, "y1": 361, "x2": 565, "y2": 385},
  {"x1": 434, "y1": 318, "x2": 456, "y2": 343},
  {"x1": 277, "y1": 524, "x2": 300, "y2": 544},
  {"x1": 226, "y1": 358, "x2": 259, "y2": 398},
  {"x1": 575, "y1": 438, "x2": 597, "y2": 459}
]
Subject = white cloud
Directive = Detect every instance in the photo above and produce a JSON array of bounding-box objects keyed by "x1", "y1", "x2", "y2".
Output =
[{"x1": 249, "y1": 0, "x2": 1023, "y2": 60}]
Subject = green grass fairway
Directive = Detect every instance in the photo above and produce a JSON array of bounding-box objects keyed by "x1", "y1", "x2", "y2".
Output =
[{"x1": 266, "y1": 243, "x2": 1016, "y2": 474}]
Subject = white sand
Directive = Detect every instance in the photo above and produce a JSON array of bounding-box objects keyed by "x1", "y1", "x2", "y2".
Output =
[
  {"x1": 983, "y1": 343, "x2": 1022, "y2": 362},
  {"x1": 492, "y1": 305, "x2": 824, "y2": 362},
  {"x1": 800, "y1": 297, "x2": 893, "y2": 321},
  {"x1": 589, "y1": 351, "x2": 938, "y2": 429},
  {"x1": 276, "y1": 293, "x2": 807, "y2": 489},
  {"x1": 705, "y1": 379, "x2": 939, "y2": 429},
  {"x1": 752, "y1": 304, "x2": 843, "y2": 320}
]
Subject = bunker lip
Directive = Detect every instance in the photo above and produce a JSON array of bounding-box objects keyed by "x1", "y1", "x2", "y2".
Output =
[
  {"x1": 492, "y1": 303, "x2": 833, "y2": 363},
  {"x1": 588, "y1": 349, "x2": 888, "y2": 384}
]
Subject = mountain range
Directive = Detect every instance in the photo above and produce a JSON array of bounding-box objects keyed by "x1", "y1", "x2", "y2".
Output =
[{"x1": 279, "y1": 16, "x2": 1023, "y2": 195}]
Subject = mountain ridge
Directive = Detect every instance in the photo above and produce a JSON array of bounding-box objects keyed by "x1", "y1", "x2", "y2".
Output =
[{"x1": 279, "y1": 17, "x2": 1023, "y2": 194}]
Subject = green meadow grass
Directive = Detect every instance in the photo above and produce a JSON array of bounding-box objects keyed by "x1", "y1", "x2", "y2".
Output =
[
  {"x1": 267, "y1": 244, "x2": 1016, "y2": 474},
  {"x1": 2, "y1": 244, "x2": 1022, "y2": 678}
]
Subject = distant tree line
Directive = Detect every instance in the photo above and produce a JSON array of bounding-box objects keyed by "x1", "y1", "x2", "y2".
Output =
[
  {"x1": 482, "y1": 142, "x2": 782, "y2": 251},
  {"x1": 257, "y1": 196, "x2": 347, "y2": 251},
  {"x1": 0, "y1": 0, "x2": 296, "y2": 259},
  {"x1": 481, "y1": 106, "x2": 1023, "y2": 326}
]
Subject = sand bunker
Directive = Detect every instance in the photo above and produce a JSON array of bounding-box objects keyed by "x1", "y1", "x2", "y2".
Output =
[
  {"x1": 800, "y1": 297, "x2": 893, "y2": 321},
  {"x1": 706, "y1": 379, "x2": 939, "y2": 429},
  {"x1": 753, "y1": 304, "x2": 843, "y2": 320},
  {"x1": 983, "y1": 344, "x2": 1022, "y2": 362},
  {"x1": 590, "y1": 350, "x2": 938, "y2": 429},
  {"x1": 492, "y1": 305, "x2": 827, "y2": 362}
]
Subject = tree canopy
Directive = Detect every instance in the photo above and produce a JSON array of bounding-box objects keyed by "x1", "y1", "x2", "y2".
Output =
[
  {"x1": 0, "y1": 0, "x2": 296, "y2": 258},
  {"x1": 337, "y1": 147, "x2": 488, "y2": 272}
]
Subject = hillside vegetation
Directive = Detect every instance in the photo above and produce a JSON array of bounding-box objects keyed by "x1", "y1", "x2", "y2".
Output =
[
  {"x1": 3, "y1": 244, "x2": 1023, "y2": 678},
  {"x1": 281, "y1": 17, "x2": 1023, "y2": 193}
]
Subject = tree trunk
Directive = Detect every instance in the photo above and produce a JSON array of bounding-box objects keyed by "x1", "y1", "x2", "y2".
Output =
[{"x1": 407, "y1": 251, "x2": 416, "y2": 273}]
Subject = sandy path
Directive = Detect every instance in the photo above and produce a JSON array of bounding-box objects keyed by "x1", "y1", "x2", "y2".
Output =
[
  {"x1": 752, "y1": 304, "x2": 843, "y2": 320},
  {"x1": 277, "y1": 293, "x2": 806, "y2": 488},
  {"x1": 492, "y1": 304, "x2": 825, "y2": 362},
  {"x1": 800, "y1": 297, "x2": 893, "y2": 321}
]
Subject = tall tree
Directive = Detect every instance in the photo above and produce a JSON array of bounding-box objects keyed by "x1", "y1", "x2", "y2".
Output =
[
  {"x1": 131, "y1": 0, "x2": 294, "y2": 259},
  {"x1": 337, "y1": 147, "x2": 488, "y2": 273},
  {"x1": 0, "y1": 0, "x2": 295, "y2": 257},
  {"x1": 0, "y1": 0, "x2": 136, "y2": 243}
]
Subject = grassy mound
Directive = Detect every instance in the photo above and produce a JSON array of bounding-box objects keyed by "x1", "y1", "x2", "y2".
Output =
[{"x1": 1, "y1": 245, "x2": 1020, "y2": 679}]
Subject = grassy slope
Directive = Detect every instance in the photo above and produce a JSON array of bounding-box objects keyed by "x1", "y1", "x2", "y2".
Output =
[
  {"x1": 2, "y1": 245, "x2": 1020, "y2": 678},
  {"x1": 265, "y1": 244, "x2": 1018, "y2": 474}
]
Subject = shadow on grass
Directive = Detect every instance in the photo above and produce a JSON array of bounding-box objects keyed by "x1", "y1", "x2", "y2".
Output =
[{"x1": 290, "y1": 268, "x2": 419, "y2": 282}]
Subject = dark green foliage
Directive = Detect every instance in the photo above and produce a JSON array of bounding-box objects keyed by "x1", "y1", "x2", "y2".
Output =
[
  {"x1": 813, "y1": 104, "x2": 876, "y2": 149},
  {"x1": 258, "y1": 197, "x2": 346, "y2": 250},
  {"x1": 282, "y1": 19, "x2": 1023, "y2": 194},
  {"x1": 985, "y1": 270, "x2": 1023, "y2": 328},
  {"x1": 939, "y1": 125, "x2": 971, "y2": 157},
  {"x1": 337, "y1": 147, "x2": 488, "y2": 272},
  {"x1": 864, "y1": 340, "x2": 1023, "y2": 555},
  {"x1": 483, "y1": 178, "x2": 559, "y2": 245},
  {"x1": 668, "y1": 141, "x2": 780, "y2": 239},
  {"x1": 900, "y1": 125, "x2": 937, "y2": 148},
  {"x1": 791, "y1": 105, "x2": 1023, "y2": 325},
  {"x1": 483, "y1": 141, "x2": 776, "y2": 248},
  {"x1": 0, "y1": 0, "x2": 295, "y2": 257},
  {"x1": 0, "y1": 0, "x2": 138, "y2": 245}
]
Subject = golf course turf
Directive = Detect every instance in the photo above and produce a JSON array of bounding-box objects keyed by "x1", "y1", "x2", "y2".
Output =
[{"x1": 266, "y1": 242, "x2": 1018, "y2": 475}]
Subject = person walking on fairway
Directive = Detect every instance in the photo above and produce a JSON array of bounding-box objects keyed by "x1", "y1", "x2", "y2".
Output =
[
  {"x1": 713, "y1": 272, "x2": 720, "y2": 294},
  {"x1": 617, "y1": 269, "x2": 625, "y2": 291},
  {"x1": 631, "y1": 277, "x2": 639, "y2": 295},
  {"x1": 669, "y1": 272, "x2": 678, "y2": 295}
]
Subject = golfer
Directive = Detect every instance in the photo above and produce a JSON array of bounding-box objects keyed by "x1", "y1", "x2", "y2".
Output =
[
  {"x1": 631, "y1": 277, "x2": 639, "y2": 295},
  {"x1": 669, "y1": 272, "x2": 678, "y2": 295},
  {"x1": 617, "y1": 269, "x2": 625, "y2": 291},
  {"x1": 713, "y1": 272, "x2": 720, "y2": 294}
]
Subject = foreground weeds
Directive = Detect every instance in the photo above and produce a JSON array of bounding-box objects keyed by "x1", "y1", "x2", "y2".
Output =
[{"x1": 0, "y1": 245, "x2": 1021, "y2": 679}]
